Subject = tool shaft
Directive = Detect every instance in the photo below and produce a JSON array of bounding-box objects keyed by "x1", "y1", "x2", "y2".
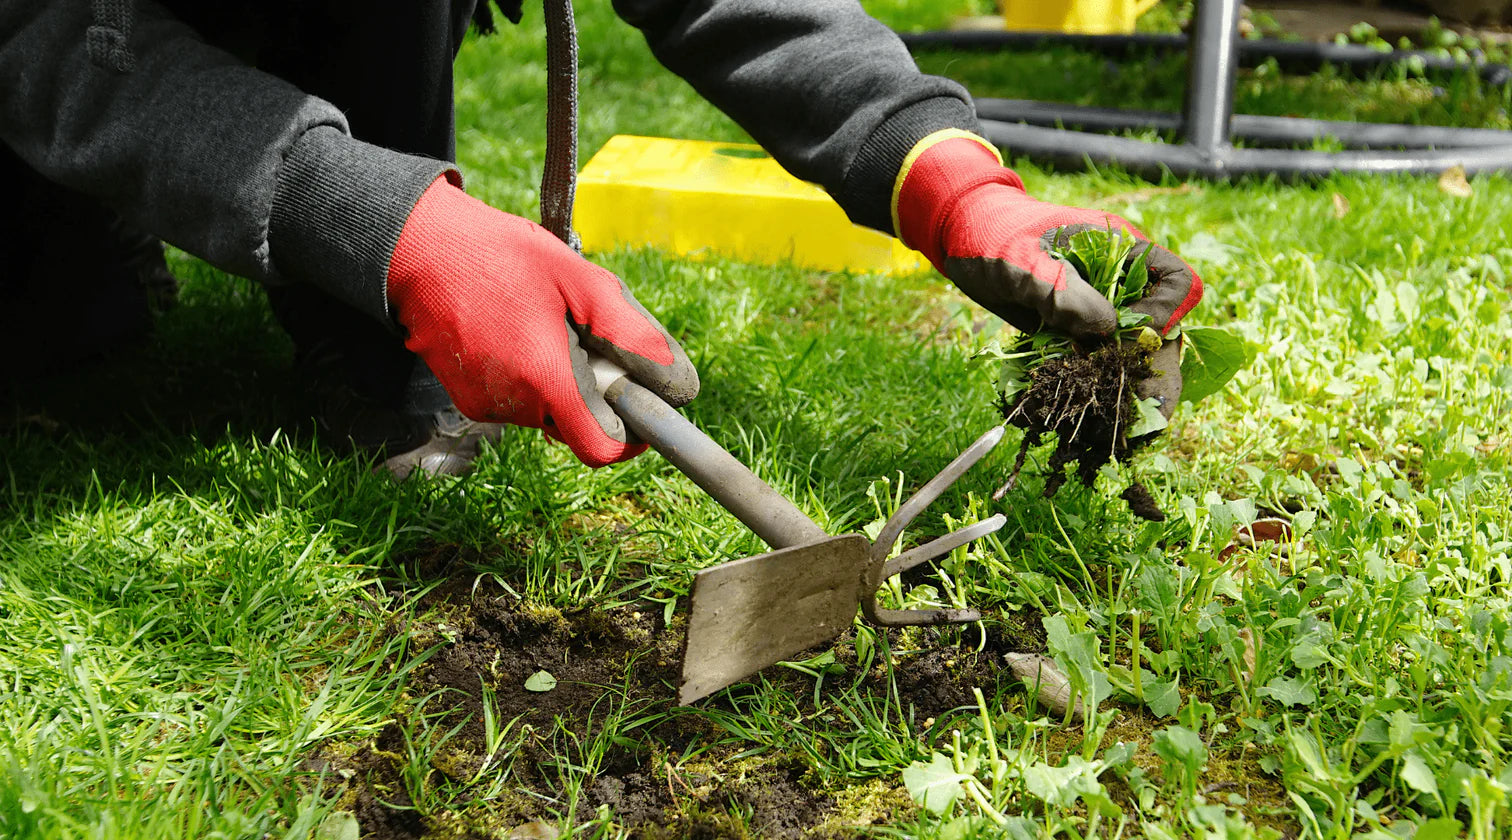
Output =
[{"x1": 602, "y1": 377, "x2": 829, "y2": 550}]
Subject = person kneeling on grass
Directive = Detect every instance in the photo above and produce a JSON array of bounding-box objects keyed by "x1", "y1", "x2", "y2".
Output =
[{"x1": 0, "y1": 0, "x2": 1202, "y2": 478}]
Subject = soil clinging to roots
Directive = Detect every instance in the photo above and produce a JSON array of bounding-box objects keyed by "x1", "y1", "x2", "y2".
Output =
[{"x1": 1000, "y1": 343, "x2": 1165, "y2": 521}]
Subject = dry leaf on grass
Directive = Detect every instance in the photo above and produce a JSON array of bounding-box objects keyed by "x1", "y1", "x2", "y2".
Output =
[
  {"x1": 1331, "y1": 192, "x2": 1350, "y2": 218},
  {"x1": 1281, "y1": 451, "x2": 1320, "y2": 473},
  {"x1": 1238, "y1": 518, "x2": 1293, "y2": 546},
  {"x1": 1438, "y1": 165, "x2": 1474, "y2": 198},
  {"x1": 1004, "y1": 653, "x2": 1086, "y2": 721},
  {"x1": 1098, "y1": 183, "x2": 1198, "y2": 207},
  {"x1": 1238, "y1": 628, "x2": 1258, "y2": 686},
  {"x1": 508, "y1": 821, "x2": 561, "y2": 840},
  {"x1": 1218, "y1": 518, "x2": 1294, "y2": 564}
]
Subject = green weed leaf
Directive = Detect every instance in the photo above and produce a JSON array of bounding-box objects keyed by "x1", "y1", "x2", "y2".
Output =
[
  {"x1": 317, "y1": 811, "x2": 360, "y2": 840},
  {"x1": 1022, "y1": 756, "x2": 1105, "y2": 808},
  {"x1": 524, "y1": 670, "x2": 557, "y2": 692},
  {"x1": 1135, "y1": 565, "x2": 1181, "y2": 618},
  {"x1": 1179, "y1": 325, "x2": 1252, "y2": 403},
  {"x1": 902, "y1": 752, "x2": 969, "y2": 815},
  {"x1": 1043, "y1": 615, "x2": 1112, "y2": 710},
  {"x1": 1145, "y1": 676, "x2": 1181, "y2": 718},
  {"x1": 1129, "y1": 397, "x2": 1170, "y2": 438},
  {"x1": 938, "y1": 817, "x2": 1007, "y2": 840},
  {"x1": 1178, "y1": 699, "x2": 1217, "y2": 734},
  {"x1": 1121, "y1": 244, "x2": 1151, "y2": 302},
  {"x1": 1058, "y1": 226, "x2": 1137, "y2": 301},
  {"x1": 1102, "y1": 741, "x2": 1138, "y2": 770},
  {"x1": 1152, "y1": 725, "x2": 1208, "y2": 776},
  {"x1": 1290, "y1": 641, "x2": 1331, "y2": 670},
  {"x1": 998, "y1": 353, "x2": 1032, "y2": 403},
  {"x1": 1399, "y1": 751, "x2": 1439, "y2": 799},
  {"x1": 1415, "y1": 818, "x2": 1464, "y2": 840},
  {"x1": 1258, "y1": 676, "x2": 1317, "y2": 707}
]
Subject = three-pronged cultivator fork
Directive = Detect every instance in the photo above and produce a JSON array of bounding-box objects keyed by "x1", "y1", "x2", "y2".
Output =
[{"x1": 861, "y1": 425, "x2": 1008, "y2": 629}]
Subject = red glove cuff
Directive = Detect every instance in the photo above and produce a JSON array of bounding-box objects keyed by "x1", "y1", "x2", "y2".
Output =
[
  {"x1": 893, "y1": 133, "x2": 1025, "y2": 269},
  {"x1": 387, "y1": 173, "x2": 470, "y2": 309}
]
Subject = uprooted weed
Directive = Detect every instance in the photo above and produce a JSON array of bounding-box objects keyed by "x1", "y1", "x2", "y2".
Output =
[{"x1": 999, "y1": 339, "x2": 1165, "y2": 521}]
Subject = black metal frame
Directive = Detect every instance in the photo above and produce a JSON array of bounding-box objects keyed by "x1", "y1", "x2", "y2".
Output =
[{"x1": 898, "y1": 0, "x2": 1512, "y2": 178}]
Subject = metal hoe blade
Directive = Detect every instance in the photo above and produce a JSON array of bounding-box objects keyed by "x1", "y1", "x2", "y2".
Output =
[{"x1": 678, "y1": 534, "x2": 869, "y2": 705}]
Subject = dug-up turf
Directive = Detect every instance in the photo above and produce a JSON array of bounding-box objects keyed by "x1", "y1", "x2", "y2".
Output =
[
  {"x1": 1001, "y1": 343, "x2": 1165, "y2": 521},
  {"x1": 310, "y1": 572, "x2": 1019, "y2": 839}
]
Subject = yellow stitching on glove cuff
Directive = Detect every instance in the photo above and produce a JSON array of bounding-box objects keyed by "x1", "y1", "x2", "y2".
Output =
[{"x1": 889, "y1": 129, "x2": 1002, "y2": 239}]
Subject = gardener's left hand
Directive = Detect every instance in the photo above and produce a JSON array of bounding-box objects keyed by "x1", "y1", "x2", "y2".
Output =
[{"x1": 892, "y1": 130, "x2": 1202, "y2": 416}]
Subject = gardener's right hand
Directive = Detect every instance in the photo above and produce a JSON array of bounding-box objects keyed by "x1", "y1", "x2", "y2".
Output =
[
  {"x1": 386, "y1": 175, "x2": 699, "y2": 467},
  {"x1": 892, "y1": 130, "x2": 1202, "y2": 341}
]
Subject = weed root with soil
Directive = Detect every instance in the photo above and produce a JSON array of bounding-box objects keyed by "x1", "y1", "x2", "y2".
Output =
[{"x1": 1000, "y1": 343, "x2": 1165, "y2": 521}]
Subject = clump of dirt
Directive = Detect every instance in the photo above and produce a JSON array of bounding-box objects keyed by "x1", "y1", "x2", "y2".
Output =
[
  {"x1": 1119, "y1": 482, "x2": 1165, "y2": 523},
  {"x1": 1000, "y1": 343, "x2": 1165, "y2": 521}
]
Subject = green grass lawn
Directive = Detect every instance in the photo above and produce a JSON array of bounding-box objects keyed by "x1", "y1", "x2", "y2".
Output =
[{"x1": 3, "y1": 2, "x2": 1511, "y2": 838}]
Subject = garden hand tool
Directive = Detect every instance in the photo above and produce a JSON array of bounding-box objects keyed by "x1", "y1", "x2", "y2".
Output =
[
  {"x1": 591, "y1": 358, "x2": 1009, "y2": 705},
  {"x1": 534, "y1": 0, "x2": 1007, "y2": 704}
]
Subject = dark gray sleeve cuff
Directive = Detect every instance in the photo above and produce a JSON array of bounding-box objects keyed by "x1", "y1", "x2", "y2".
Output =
[
  {"x1": 835, "y1": 96, "x2": 983, "y2": 235},
  {"x1": 269, "y1": 126, "x2": 459, "y2": 325}
]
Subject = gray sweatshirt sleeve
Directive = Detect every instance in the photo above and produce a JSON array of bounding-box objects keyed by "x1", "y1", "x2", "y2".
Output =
[
  {"x1": 0, "y1": 0, "x2": 450, "y2": 323},
  {"x1": 612, "y1": 0, "x2": 981, "y2": 235}
]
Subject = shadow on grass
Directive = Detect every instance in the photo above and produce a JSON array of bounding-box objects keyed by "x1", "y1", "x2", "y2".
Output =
[{"x1": 1, "y1": 267, "x2": 306, "y2": 491}]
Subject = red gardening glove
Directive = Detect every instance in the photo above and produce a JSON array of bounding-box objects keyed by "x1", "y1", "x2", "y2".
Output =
[
  {"x1": 387, "y1": 176, "x2": 699, "y2": 467},
  {"x1": 894, "y1": 132, "x2": 1202, "y2": 341}
]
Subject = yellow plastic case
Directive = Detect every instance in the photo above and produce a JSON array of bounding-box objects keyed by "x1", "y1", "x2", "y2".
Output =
[
  {"x1": 575, "y1": 135, "x2": 928, "y2": 275},
  {"x1": 998, "y1": 0, "x2": 1158, "y2": 35}
]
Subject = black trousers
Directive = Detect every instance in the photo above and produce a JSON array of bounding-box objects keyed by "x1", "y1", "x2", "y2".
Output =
[
  {"x1": 0, "y1": 145, "x2": 158, "y2": 371},
  {"x1": 1, "y1": 0, "x2": 479, "y2": 410}
]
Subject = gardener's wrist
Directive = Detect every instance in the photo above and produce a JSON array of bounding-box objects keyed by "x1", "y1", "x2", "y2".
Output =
[
  {"x1": 892, "y1": 130, "x2": 1027, "y2": 268},
  {"x1": 836, "y1": 97, "x2": 982, "y2": 234},
  {"x1": 269, "y1": 126, "x2": 460, "y2": 325}
]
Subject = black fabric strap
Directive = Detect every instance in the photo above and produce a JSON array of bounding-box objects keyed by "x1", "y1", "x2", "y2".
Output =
[{"x1": 540, "y1": 0, "x2": 581, "y2": 252}]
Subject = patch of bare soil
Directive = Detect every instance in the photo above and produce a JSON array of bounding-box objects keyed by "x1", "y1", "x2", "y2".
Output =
[
  {"x1": 314, "y1": 571, "x2": 1012, "y2": 839},
  {"x1": 1002, "y1": 343, "x2": 1165, "y2": 521}
]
